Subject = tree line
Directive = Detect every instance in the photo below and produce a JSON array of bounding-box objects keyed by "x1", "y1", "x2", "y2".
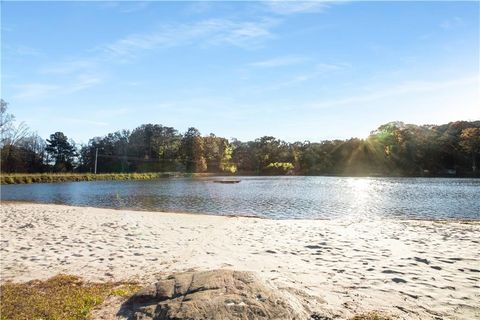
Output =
[{"x1": 1, "y1": 99, "x2": 479, "y2": 176}]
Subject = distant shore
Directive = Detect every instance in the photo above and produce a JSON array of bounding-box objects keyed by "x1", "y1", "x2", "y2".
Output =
[
  {"x1": 1, "y1": 202, "x2": 479, "y2": 319},
  {"x1": 1, "y1": 171, "x2": 479, "y2": 185},
  {"x1": 0, "y1": 172, "x2": 220, "y2": 185}
]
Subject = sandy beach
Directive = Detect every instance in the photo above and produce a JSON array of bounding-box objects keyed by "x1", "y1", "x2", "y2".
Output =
[{"x1": 1, "y1": 202, "x2": 479, "y2": 319}]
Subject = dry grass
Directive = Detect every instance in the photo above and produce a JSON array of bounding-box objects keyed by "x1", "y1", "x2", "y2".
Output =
[
  {"x1": 0, "y1": 274, "x2": 140, "y2": 320},
  {"x1": 0, "y1": 172, "x2": 217, "y2": 184},
  {"x1": 351, "y1": 312, "x2": 392, "y2": 320}
]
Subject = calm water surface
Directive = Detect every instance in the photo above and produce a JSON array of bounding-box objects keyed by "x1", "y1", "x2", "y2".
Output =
[{"x1": 1, "y1": 177, "x2": 479, "y2": 220}]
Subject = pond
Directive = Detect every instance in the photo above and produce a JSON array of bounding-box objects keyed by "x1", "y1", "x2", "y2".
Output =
[{"x1": 1, "y1": 176, "x2": 479, "y2": 220}]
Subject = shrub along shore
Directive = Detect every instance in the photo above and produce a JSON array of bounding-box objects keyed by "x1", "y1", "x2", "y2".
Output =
[{"x1": 0, "y1": 172, "x2": 218, "y2": 185}]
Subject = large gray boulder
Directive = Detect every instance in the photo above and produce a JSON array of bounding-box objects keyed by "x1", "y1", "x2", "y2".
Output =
[{"x1": 112, "y1": 270, "x2": 317, "y2": 320}]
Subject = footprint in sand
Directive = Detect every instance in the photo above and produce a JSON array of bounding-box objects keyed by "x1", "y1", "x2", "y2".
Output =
[
  {"x1": 392, "y1": 277, "x2": 407, "y2": 283},
  {"x1": 305, "y1": 245, "x2": 322, "y2": 249},
  {"x1": 382, "y1": 269, "x2": 404, "y2": 275},
  {"x1": 414, "y1": 257, "x2": 429, "y2": 265}
]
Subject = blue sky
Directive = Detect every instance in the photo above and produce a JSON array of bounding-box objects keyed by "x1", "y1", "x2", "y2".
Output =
[{"x1": 2, "y1": 1, "x2": 479, "y2": 144}]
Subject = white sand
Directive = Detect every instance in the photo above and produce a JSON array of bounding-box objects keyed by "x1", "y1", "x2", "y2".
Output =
[{"x1": 1, "y1": 202, "x2": 479, "y2": 319}]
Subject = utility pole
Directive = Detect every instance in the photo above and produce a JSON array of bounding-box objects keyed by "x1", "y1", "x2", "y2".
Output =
[{"x1": 94, "y1": 147, "x2": 98, "y2": 174}]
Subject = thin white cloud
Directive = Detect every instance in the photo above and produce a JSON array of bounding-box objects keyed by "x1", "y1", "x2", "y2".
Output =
[
  {"x1": 17, "y1": 17, "x2": 276, "y2": 100},
  {"x1": 440, "y1": 16, "x2": 466, "y2": 30},
  {"x1": 95, "y1": 1, "x2": 150, "y2": 13},
  {"x1": 309, "y1": 76, "x2": 479, "y2": 109},
  {"x1": 101, "y1": 18, "x2": 278, "y2": 59},
  {"x1": 264, "y1": 0, "x2": 334, "y2": 15},
  {"x1": 249, "y1": 55, "x2": 308, "y2": 68},
  {"x1": 250, "y1": 62, "x2": 348, "y2": 92},
  {"x1": 13, "y1": 74, "x2": 103, "y2": 101},
  {"x1": 67, "y1": 74, "x2": 103, "y2": 93},
  {"x1": 13, "y1": 84, "x2": 60, "y2": 100},
  {"x1": 40, "y1": 59, "x2": 96, "y2": 75},
  {"x1": 315, "y1": 62, "x2": 348, "y2": 71},
  {"x1": 210, "y1": 20, "x2": 275, "y2": 47},
  {"x1": 14, "y1": 45, "x2": 41, "y2": 56},
  {"x1": 3, "y1": 44, "x2": 41, "y2": 56}
]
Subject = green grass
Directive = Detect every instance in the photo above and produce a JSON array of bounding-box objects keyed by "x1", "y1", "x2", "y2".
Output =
[
  {"x1": 0, "y1": 274, "x2": 140, "y2": 320},
  {"x1": 0, "y1": 172, "x2": 217, "y2": 184}
]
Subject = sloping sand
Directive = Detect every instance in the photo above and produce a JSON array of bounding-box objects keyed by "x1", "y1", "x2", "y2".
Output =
[{"x1": 1, "y1": 202, "x2": 479, "y2": 319}]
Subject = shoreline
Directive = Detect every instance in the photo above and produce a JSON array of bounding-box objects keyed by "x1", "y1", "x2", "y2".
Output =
[
  {"x1": 1, "y1": 202, "x2": 479, "y2": 319},
  {"x1": 0, "y1": 172, "x2": 220, "y2": 185}
]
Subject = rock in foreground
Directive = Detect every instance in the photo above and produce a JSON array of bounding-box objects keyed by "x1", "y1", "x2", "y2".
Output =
[{"x1": 113, "y1": 269, "x2": 315, "y2": 319}]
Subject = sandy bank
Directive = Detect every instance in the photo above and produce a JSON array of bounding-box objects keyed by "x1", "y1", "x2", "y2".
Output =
[{"x1": 1, "y1": 202, "x2": 479, "y2": 319}]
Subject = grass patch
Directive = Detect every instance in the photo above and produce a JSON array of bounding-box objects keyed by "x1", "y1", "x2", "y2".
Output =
[
  {"x1": 351, "y1": 312, "x2": 392, "y2": 320},
  {"x1": 0, "y1": 274, "x2": 140, "y2": 320},
  {"x1": 0, "y1": 172, "x2": 217, "y2": 184}
]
